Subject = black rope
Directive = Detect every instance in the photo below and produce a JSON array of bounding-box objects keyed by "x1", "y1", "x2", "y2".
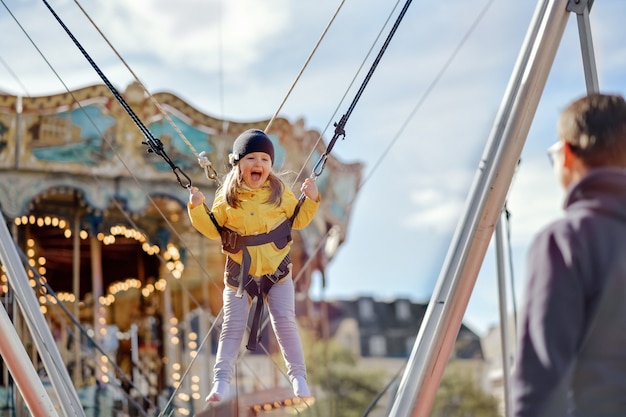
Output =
[
  {"x1": 290, "y1": 0, "x2": 413, "y2": 222},
  {"x1": 40, "y1": 0, "x2": 192, "y2": 189}
]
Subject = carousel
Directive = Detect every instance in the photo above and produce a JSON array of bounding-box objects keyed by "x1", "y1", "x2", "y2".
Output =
[{"x1": 0, "y1": 81, "x2": 362, "y2": 416}]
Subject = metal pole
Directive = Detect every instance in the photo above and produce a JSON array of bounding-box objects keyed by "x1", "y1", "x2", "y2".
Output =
[
  {"x1": 90, "y1": 234, "x2": 105, "y2": 384},
  {"x1": 569, "y1": 0, "x2": 599, "y2": 93},
  {"x1": 0, "y1": 298, "x2": 60, "y2": 417},
  {"x1": 131, "y1": 323, "x2": 140, "y2": 392},
  {"x1": 388, "y1": 1, "x2": 571, "y2": 416},
  {"x1": 495, "y1": 214, "x2": 512, "y2": 417},
  {"x1": 162, "y1": 272, "x2": 176, "y2": 388},
  {"x1": 0, "y1": 213, "x2": 87, "y2": 417},
  {"x1": 73, "y1": 207, "x2": 83, "y2": 386}
]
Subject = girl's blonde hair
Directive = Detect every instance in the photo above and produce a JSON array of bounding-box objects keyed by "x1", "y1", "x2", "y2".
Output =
[{"x1": 221, "y1": 164, "x2": 285, "y2": 208}]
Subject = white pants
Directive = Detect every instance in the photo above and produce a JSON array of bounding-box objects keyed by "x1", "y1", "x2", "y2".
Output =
[{"x1": 212, "y1": 271, "x2": 307, "y2": 384}]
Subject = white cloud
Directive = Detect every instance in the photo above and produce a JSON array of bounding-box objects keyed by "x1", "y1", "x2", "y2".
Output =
[
  {"x1": 86, "y1": 0, "x2": 293, "y2": 74},
  {"x1": 404, "y1": 170, "x2": 471, "y2": 234},
  {"x1": 506, "y1": 154, "x2": 565, "y2": 245}
]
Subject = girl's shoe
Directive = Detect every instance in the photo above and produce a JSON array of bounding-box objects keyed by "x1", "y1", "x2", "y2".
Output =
[
  {"x1": 292, "y1": 375, "x2": 311, "y2": 398},
  {"x1": 205, "y1": 380, "x2": 229, "y2": 402}
]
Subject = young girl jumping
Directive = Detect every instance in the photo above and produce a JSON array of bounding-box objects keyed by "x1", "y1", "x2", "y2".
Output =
[{"x1": 187, "y1": 129, "x2": 320, "y2": 402}]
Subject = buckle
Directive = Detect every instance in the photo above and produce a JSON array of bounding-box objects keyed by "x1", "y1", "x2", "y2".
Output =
[{"x1": 222, "y1": 229, "x2": 239, "y2": 253}]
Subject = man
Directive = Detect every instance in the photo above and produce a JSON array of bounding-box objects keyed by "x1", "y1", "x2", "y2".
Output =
[{"x1": 512, "y1": 93, "x2": 626, "y2": 417}]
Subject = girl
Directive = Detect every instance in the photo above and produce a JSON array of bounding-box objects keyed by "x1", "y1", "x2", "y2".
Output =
[{"x1": 187, "y1": 129, "x2": 320, "y2": 402}]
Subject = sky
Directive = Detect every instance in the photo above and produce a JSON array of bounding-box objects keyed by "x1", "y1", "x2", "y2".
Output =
[{"x1": 1, "y1": 0, "x2": 626, "y2": 337}]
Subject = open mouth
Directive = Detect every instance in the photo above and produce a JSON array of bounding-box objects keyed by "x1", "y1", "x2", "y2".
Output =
[{"x1": 251, "y1": 172, "x2": 262, "y2": 182}]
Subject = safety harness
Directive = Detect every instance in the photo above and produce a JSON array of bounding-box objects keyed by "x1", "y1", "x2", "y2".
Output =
[{"x1": 205, "y1": 205, "x2": 293, "y2": 351}]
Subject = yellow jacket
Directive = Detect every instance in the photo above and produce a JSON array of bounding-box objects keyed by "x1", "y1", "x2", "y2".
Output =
[{"x1": 188, "y1": 182, "x2": 320, "y2": 276}]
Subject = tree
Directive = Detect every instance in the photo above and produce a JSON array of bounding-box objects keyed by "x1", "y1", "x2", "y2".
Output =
[
  {"x1": 293, "y1": 332, "x2": 386, "y2": 417},
  {"x1": 430, "y1": 369, "x2": 501, "y2": 417}
]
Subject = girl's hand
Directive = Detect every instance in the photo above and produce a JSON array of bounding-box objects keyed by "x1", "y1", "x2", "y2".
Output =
[
  {"x1": 189, "y1": 187, "x2": 206, "y2": 209},
  {"x1": 301, "y1": 178, "x2": 319, "y2": 202}
]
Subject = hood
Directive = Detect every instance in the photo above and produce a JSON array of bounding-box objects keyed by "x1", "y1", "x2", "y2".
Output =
[{"x1": 564, "y1": 168, "x2": 626, "y2": 223}]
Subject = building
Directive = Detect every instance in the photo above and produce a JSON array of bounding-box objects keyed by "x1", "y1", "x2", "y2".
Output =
[
  {"x1": 310, "y1": 296, "x2": 488, "y2": 417},
  {"x1": 316, "y1": 296, "x2": 483, "y2": 359}
]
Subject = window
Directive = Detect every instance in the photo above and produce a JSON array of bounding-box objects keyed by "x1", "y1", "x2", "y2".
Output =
[
  {"x1": 358, "y1": 298, "x2": 375, "y2": 321},
  {"x1": 395, "y1": 300, "x2": 411, "y2": 321},
  {"x1": 369, "y1": 335, "x2": 387, "y2": 356},
  {"x1": 405, "y1": 336, "x2": 416, "y2": 356}
]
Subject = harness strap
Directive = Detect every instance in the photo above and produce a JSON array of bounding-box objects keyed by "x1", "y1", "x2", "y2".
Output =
[
  {"x1": 205, "y1": 207, "x2": 294, "y2": 350},
  {"x1": 221, "y1": 220, "x2": 292, "y2": 298},
  {"x1": 226, "y1": 256, "x2": 291, "y2": 351},
  {"x1": 202, "y1": 204, "x2": 292, "y2": 296},
  {"x1": 203, "y1": 203, "x2": 223, "y2": 233},
  {"x1": 247, "y1": 288, "x2": 265, "y2": 351}
]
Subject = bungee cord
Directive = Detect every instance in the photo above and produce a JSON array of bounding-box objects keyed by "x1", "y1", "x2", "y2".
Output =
[
  {"x1": 289, "y1": 0, "x2": 403, "y2": 191},
  {"x1": 362, "y1": 0, "x2": 497, "y2": 185},
  {"x1": 264, "y1": 0, "x2": 346, "y2": 134},
  {"x1": 0, "y1": 54, "x2": 30, "y2": 96},
  {"x1": 40, "y1": 0, "x2": 193, "y2": 190},
  {"x1": 290, "y1": 0, "x2": 413, "y2": 223},
  {"x1": 70, "y1": 0, "x2": 220, "y2": 184}
]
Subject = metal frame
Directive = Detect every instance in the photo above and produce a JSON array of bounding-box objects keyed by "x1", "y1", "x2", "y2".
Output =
[
  {"x1": 388, "y1": 0, "x2": 599, "y2": 416},
  {"x1": 0, "y1": 295, "x2": 59, "y2": 417},
  {"x1": 0, "y1": 214, "x2": 86, "y2": 417}
]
